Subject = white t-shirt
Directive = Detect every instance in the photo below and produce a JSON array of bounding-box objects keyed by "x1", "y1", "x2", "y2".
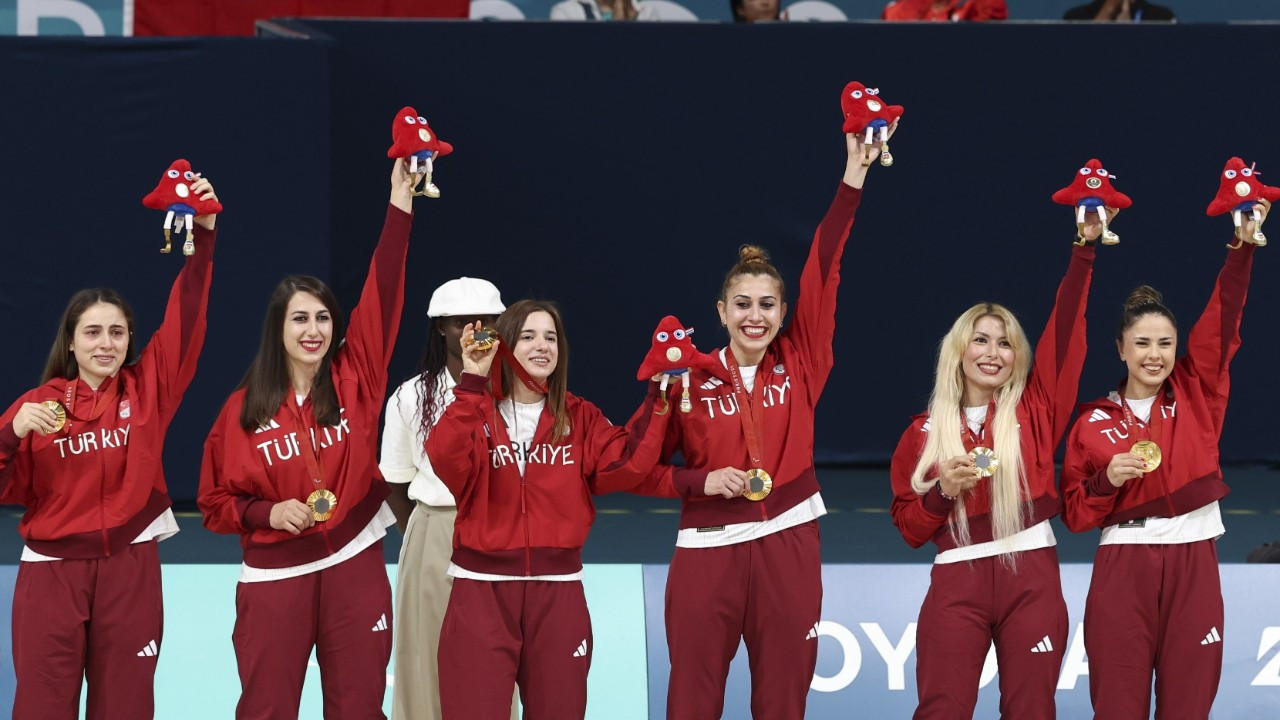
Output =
[
  {"x1": 21, "y1": 509, "x2": 180, "y2": 562},
  {"x1": 380, "y1": 373, "x2": 458, "y2": 507},
  {"x1": 1098, "y1": 394, "x2": 1225, "y2": 546}
]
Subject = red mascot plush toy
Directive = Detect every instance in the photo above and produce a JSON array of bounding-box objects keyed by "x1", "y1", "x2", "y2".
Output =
[
  {"x1": 387, "y1": 105, "x2": 453, "y2": 199},
  {"x1": 142, "y1": 159, "x2": 223, "y2": 256},
  {"x1": 636, "y1": 315, "x2": 714, "y2": 415},
  {"x1": 1206, "y1": 157, "x2": 1280, "y2": 249},
  {"x1": 840, "y1": 81, "x2": 904, "y2": 167},
  {"x1": 1051, "y1": 158, "x2": 1131, "y2": 246}
]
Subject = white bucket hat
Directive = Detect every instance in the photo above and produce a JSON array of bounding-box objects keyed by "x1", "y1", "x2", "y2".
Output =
[{"x1": 427, "y1": 277, "x2": 505, "y2": 318}]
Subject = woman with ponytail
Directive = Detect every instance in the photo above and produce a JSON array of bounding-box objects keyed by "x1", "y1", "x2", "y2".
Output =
[
  {"x1": 1060, "y1": 204, "x2": 1266, "y2": 719},
  {"x1": 624, "y1": 124, "x2": 895, "y2": 719},
  {"x1": 888, "y1": 208, "x2": 1106, "y2": 719}
]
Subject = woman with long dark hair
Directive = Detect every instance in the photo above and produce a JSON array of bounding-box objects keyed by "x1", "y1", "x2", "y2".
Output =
[
  {"x1": 379, "y1": 277, "x2": 511, "y2": 720},
  {"x1": 198, "y1": 160, "x2": 415, "y2": 718},
  {"x1": 1061, "y1": 204, "x2": 1265, "y2": 719},
  {"x1": 0, "y1": 176, "x2": 220, "y2": 719},
  {"x1": 889, "y1": 210, "x2": 1106, "y2": 719},
  {"x1": 424, "y1": 299, "x2": 669, "y2": 720}
]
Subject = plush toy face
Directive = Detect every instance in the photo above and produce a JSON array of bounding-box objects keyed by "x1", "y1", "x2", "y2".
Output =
[
  {"x1": 141, "y1": 159, "x2": 223, "y2": 214},
  {"x1": 840, "y1": 81, "x2": 905, "y2": 134},
  {"x1": 387, "y1": 105, "x2": 453, "y2": 160},
  {"x1": 637, "y1": 315, "x2": 703, "y2": 380},
  {"x1": 1051, "y1": 159, "x2": 1132, "y2": 209},
  {"x1": 1206, "y1": 157, "x2": 1280, "y2": 215}
]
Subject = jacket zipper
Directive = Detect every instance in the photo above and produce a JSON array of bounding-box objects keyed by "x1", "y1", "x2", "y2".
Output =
[{"x1": 522, "y1": 474, "x2": 531, "y2": 576}]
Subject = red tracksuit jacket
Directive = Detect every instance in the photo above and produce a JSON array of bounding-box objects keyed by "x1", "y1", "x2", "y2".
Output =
[
  {"x1": 890, "y1": 244, "x2": 1095, "y2": 551},
  {"x1": 624, "y1": 182, "x2": 861, "y2": 529},
  {"x1": 1061, "y1": 244, "x2": 1254, "y2": 531},
  {"x1": 426, "y1": 372, "x2": 668, "y2": 576},
  {"x1": 198, "y1": 206, "x2": 410, "y2": 568},
  {"x1": 0, "y1": 227, "x2": 216, "y2": 559}
]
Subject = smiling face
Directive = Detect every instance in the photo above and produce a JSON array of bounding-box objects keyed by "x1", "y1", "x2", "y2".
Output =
[
  {"x1": 282, "y1": 291, "x2": 333, "y2": 378},
  {"x1": 70, "y1": 302, "x2": 131, "y2": 388},
  {"x1": 513, "y1": 310, "x2": 559, "y2": 383},
  {"x1": 718, "y1": 274, "x2": 787, "y2": 365},
  {"x1": 960, "y1": 315, "x2": 1015, "y2": 405},
  {"x1": 1118, "y1": 313, "x2": 1177, "y2": 399}
]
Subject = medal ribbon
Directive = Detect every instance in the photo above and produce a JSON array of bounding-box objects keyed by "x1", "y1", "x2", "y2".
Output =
[
  {"x1": 62, "y1": 377, "x2": 123, "y2": 432},
  {"x1": 487, "y1": 340, "x2": 549, "y2": 401},
  {"x1": 725, "y1": 348, "x2": 767, "y2": 471},
  {"x1": 285, "y1": 398, "x2": 327, "y2": 490},
  {"x1": 1117, "y1": 381, "x2": 1169, "y2": 453},
  {"x1": 959, "y1": 397, "x2": 997, "y2": 451}
]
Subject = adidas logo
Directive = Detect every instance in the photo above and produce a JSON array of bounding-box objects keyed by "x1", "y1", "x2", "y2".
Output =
[
  {"x1": 255, "y1": 419, "x2": 281, "y2": 433},
  {"x1": 1030, "y1": 635, "x2": 1054, "y2": 653},
  {"x1": 805, "y1": 623, "x2": 819, "y2": 641},
  {"x1": 572, "y1": 639, "x2": 588, "y2": 658},
  {"x1": 1201, "y1": 627, "x2": 1222, "y2": 645},
  {"x1": 1088, "y1": 409, "x2": 1111, "y2": 423},
  {"x1": 137, "y1": 639, "x2": 159, "y2": 657},
  {"x1": 699, "y1": 378, "x2": 724, "y2": 391},
  {"x1": 921, "y1": 419, "x2": 931, "y2": 433},
  {"x1": 371, "y1": 614, "x2": 388, "y2": 632}
]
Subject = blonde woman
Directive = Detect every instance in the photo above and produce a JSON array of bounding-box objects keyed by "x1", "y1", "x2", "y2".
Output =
[{"x1": 888, "y1": 212, "x2": 1110, "y2": 719}]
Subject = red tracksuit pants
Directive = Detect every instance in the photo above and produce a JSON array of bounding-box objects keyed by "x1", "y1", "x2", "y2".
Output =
[
  {"x1": 12, "y1": 540, "x2": 163, "y2": 720},
  {"x1": 664, "y1": 520, "x2": 822, "y2": 720},
  {"x1": 1084, "y1": 540, "x2": 1223, "y2": 720},
  {"x1": 232, "y1": 542, "x2": 393, "y2": 720},
  {"x1": 914, "y1": 545, "x2": 1067, "y2": 720},
  {"x1": 438, "y1": 578, "x2": 593, "y2": 720}
]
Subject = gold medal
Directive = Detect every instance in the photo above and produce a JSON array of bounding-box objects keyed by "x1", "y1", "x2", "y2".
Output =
[
  {"x1": 1130, "y1": 440, "x2": 1162, "y2": 472},
  {"x1": 41, "y1": 400, "x2": 67, "y2": 432},
  {"x1": 743, "y1": 468, "x2": 773, "y2": 501},
  {"x1": 466, "y1": 327, "x2": 499, "y2": 351},
  {"x1": 306, "y1": 489, "x2": 339, "y2": 522},
  {"x1": 968, "y1": 447, "x2": 999, "y2": 478}
]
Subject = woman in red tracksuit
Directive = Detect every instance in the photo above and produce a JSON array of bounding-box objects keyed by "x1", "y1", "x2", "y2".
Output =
[
  {"x1": 425, "y1": 299, "x2": 668, "y2": 720},
  {"x1": 0, "y1": 176, "x2": 219, "y2": 719},
  {"x1": 1060, "y1": 207, "x2": 1264, "y2": 719},
  {"x1": 620, "y1": 126, "x2": 893, "y2": 720},
  {"x1": 889, "y1": 212, "x2": 1105, "y2": 719},
  {"x1": 198, "y1": 161, "x2": 415, "y2": 719}
]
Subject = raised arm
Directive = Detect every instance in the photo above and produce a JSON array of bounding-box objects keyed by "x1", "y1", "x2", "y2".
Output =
[
  {"x1": 1023, "y1": 240, "x2": 1096, "y2": 444},
  {"x1": 586, "y1": 388, "x2": 674, "y2": 495},
  {"x1": 338, "y1": 160, "x2": 416, "y2": 399},
  {"x1": 1182, "y1": 241, "x2": 1256, "y2": 432},
  {"x1": 137, "y1": 176, "x2": 219, "y2": 424},
  {"x1": 787, "y1": 127, "x2": 892, "y2": 396}
]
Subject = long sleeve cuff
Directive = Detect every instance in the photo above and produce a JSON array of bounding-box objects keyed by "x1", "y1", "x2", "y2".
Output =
[
  {"x1": 456, "y1": 372, "x2": 488, "y2": 395},
  {"x1": 239, "y1": 498, "x2": 275, "y2": 530},
  {"x1": 922, "y1": 483, "x2": 955, "y2": 516},
  {"x1": 1084, "y1": 468, "x2": 1119, "y2": 498},
  {"x1": 0, "y1": 424, "x2": 19, "y2": 453},
  {"x1": 672, "y1": 468, "x2": 706, "y2": 497}
]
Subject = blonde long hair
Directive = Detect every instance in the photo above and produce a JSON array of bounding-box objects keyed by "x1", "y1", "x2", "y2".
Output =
[{"x1": 910, "y1": 303, "x2": 1033, "y2": 550}]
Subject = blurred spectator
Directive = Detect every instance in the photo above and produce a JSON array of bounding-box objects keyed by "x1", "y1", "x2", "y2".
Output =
[
  {"x1": 882, "y1": 0, "x2": 1007, "y2": 21},
  {"x1": 731, "y1": 0, "x2": 785, "y2": 22},
  {"x1": 550, "y1": 0, "x2": 659, "y2": 19},
  {"x1": 1247, "y1": 542, "x2": 1280, "y2": 563},
  {"x1": 1064, "y1": 0, "x2": 1176, "y2": 21}
]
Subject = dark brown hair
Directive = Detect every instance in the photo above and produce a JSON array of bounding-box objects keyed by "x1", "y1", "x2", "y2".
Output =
[
  {"x1": 494, "y1": 300, "x2": 570, "y2": 444},
  {"x1": 238, "y1": 275, "x2": 345, "y2": 431},
  {"x1": 1117, "y1": 285, "x2": 1177, "y2": 342},
  {"x1": 42, "y1": 289, "x2": 137, "y2": 384},
  {"x1": 720, "y1": 244, "x2": 786, "y2": 303}
]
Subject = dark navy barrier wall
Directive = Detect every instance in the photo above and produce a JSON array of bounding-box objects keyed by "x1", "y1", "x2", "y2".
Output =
[
  {"x1": 307, "y1": 20, "x2": 1280, "y2": 466},
  {"x1": 3, "y1": 23, "x2": 1279, "y2": 502}
]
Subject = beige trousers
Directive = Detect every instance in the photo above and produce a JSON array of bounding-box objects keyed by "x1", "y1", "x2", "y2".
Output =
[{"x1": 391, "y1": 502, "x2": 519, "y2": 720}]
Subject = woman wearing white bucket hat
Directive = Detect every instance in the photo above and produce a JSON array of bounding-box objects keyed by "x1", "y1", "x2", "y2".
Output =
[{"x1": 380, "y1": 277, "x2": 513, "y2": 720}]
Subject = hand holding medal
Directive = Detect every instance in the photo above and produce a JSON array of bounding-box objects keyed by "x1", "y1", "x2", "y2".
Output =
[
  {"x1": 11, "y1": 401, "x2": 67, "y2": 438},
  {"x1": 937, "y1": 454, "x2": 982, "y2": 499},
  {"x1": 460, "y1": 320, "x2": 501, "y2": 378},
  {"x1": 269, "y1": 499, "x2": 316, "y2": 535}
]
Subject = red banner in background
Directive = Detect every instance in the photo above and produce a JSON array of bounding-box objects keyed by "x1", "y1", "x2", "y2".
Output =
[{"x1": 134, "y1": 0, "x2": 469, "y2": 36}]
